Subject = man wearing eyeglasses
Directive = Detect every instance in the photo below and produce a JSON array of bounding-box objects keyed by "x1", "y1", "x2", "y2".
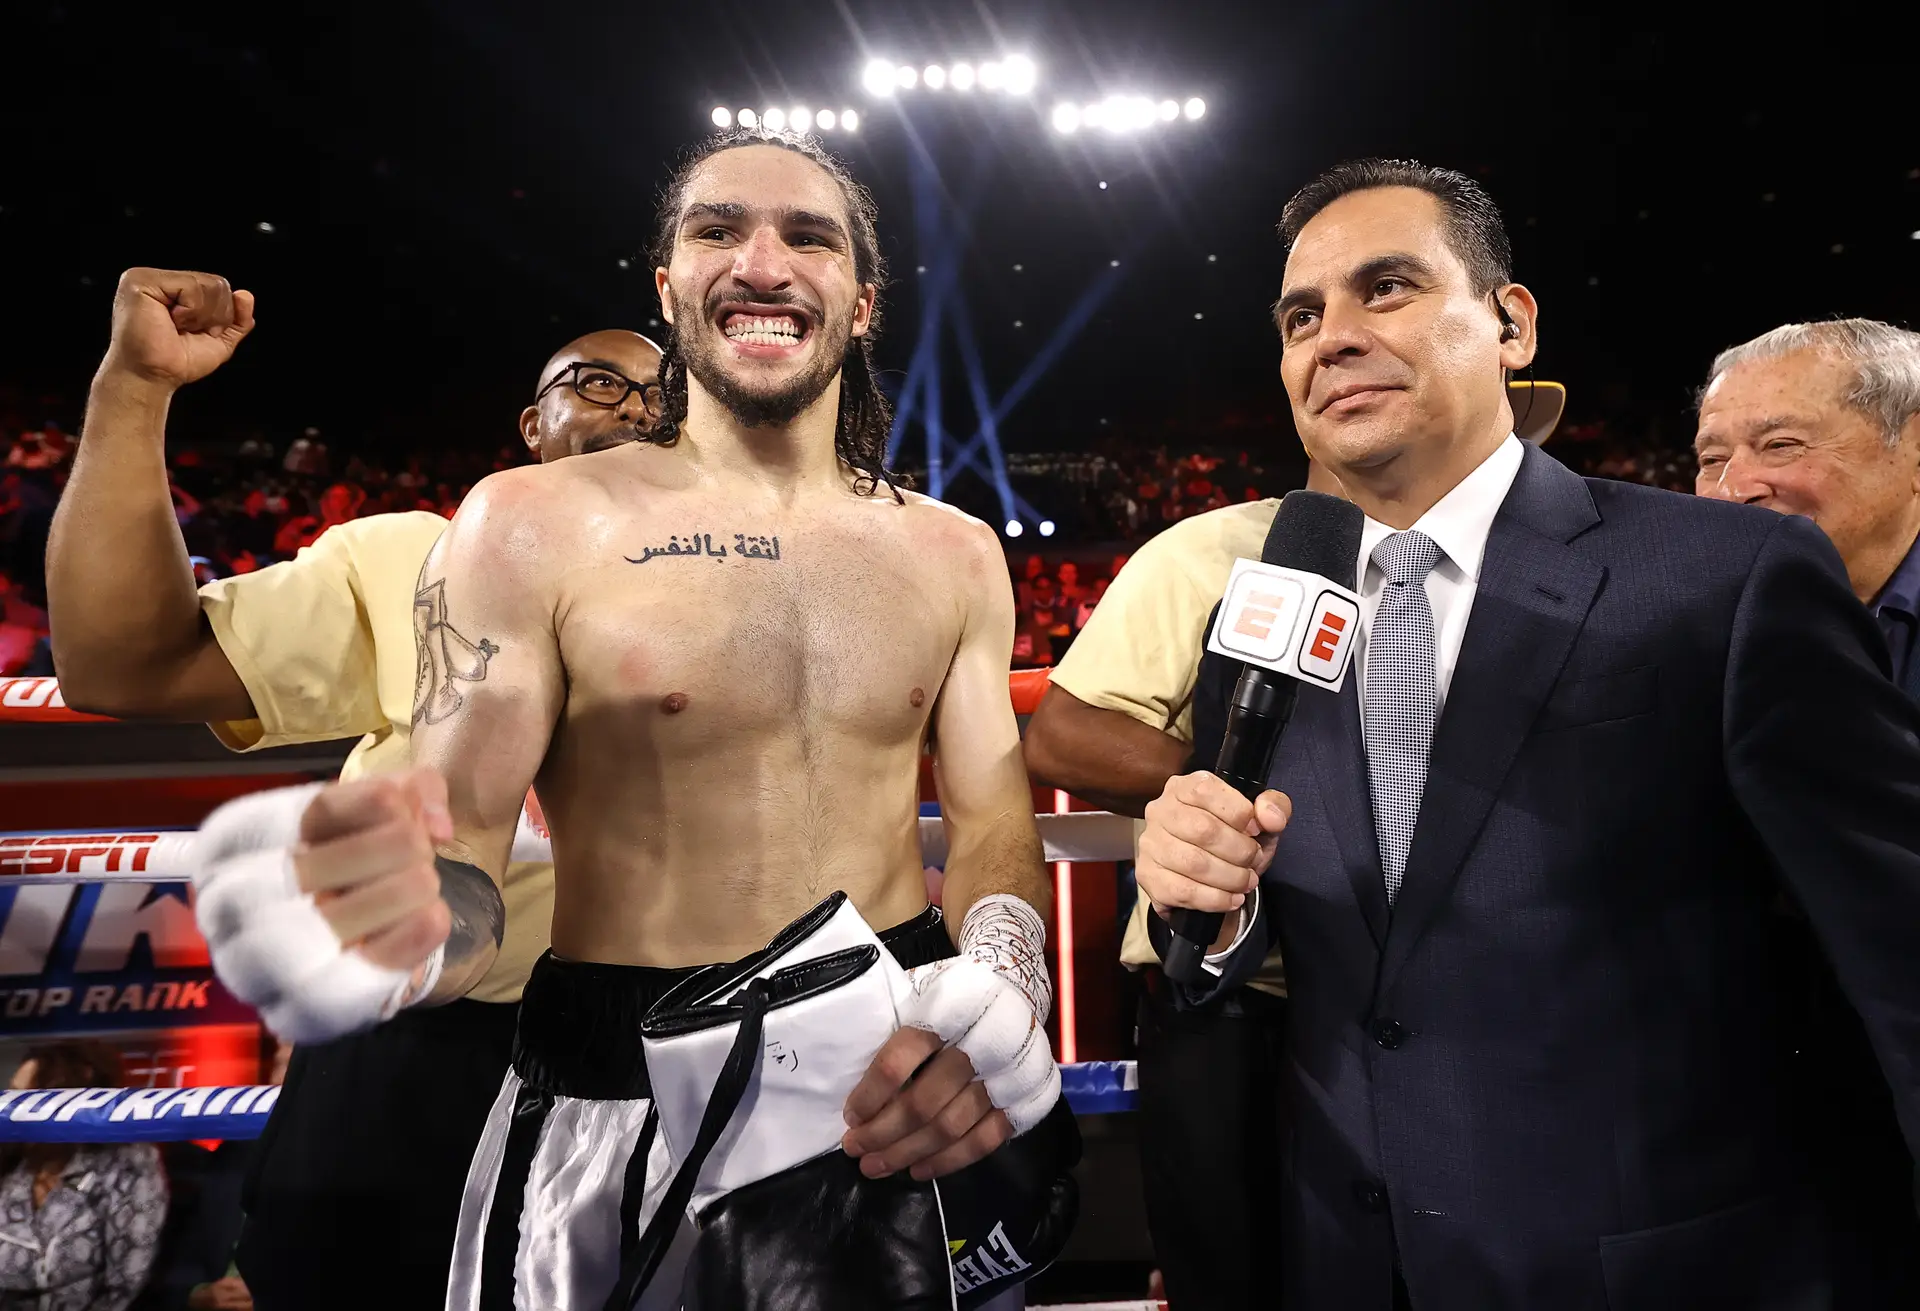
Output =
[{"x1": 45, "y1": 268, "x2": 661, "y2": 1311}]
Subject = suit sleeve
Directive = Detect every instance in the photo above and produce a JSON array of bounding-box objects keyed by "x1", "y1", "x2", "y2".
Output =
[{"x1": 1726, "y1": 512, "x2": 1920, "y2": 1156}]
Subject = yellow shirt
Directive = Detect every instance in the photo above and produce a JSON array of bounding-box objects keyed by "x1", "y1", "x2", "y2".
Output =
[
  {"x1": 199, "y1": 512, "x2": 552, "y2": 1004},
  {"x1": 1049, "y1": 500, "x2": 1287, "y2": 993}
]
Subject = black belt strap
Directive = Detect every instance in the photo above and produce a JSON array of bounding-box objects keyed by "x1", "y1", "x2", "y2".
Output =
[{"x1": 601, "y1": 978, "x2": 775, "y2": 1311}]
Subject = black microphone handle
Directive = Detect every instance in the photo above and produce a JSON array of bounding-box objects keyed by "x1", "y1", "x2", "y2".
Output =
[{"x1": 1163, "y1": 671, "x2": 1300, "y2": 984}]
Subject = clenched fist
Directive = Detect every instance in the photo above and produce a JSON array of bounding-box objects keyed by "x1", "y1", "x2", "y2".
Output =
[
  {"x1": 192, "y1": 769, "x2": 455, "y2": 1044},
  {"x1": 100, "y1": 267, "x2": 256, "y2": 390},
  {"x1": 1137, "y1": 771, "x2": 1291, "y2": 950}
]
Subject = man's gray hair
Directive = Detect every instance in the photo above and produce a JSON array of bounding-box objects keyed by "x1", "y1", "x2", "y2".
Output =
[{"x1": 1704, "y1": 318, "x2": 1920, "y2": 447}]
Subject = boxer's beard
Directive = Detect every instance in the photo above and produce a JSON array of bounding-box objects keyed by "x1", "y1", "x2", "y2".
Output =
[{"x1": 673, "y1": 286, "x2": 851, "y2": 428}]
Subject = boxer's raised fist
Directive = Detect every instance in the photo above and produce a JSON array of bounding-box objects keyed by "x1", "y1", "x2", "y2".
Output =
[
  {"x1": 193, "y1": 769, "x2": 454, "y2": 1044},
  {"x1": 101, "y1": 267, "x2": 256, "y2": 389}
]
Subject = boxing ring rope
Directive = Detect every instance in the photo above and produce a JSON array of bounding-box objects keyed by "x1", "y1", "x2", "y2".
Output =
[
  {"x1": 6, "y1": 673, "x2": 1061, "y2": 723},
  {"x1": 2, "y1": 670, "x2": 1149, "y2": 1137}
]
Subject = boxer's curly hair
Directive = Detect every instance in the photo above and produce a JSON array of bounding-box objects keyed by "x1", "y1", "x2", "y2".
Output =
[{"x1": 645, "y1": 129, "x2": 904, "y2": 500}]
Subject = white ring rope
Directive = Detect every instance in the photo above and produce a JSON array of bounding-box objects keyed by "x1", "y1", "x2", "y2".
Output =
[{"x1": 0, "y1": 812, "x2": 1138, "y2": 886}]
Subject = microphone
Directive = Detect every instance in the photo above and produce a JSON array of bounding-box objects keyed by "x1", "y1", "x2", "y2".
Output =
[{"x1": 1161, "y1": 490, "x2": 1366, "y2": 984}]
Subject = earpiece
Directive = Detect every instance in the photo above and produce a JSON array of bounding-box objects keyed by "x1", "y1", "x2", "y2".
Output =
[{"x1": 1495, "y1": 298, "x2": 1521, "y2": 342}]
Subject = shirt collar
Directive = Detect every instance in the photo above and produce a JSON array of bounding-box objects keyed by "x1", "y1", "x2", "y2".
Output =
[
  {"x1": 1358, "y1": 434, "x2": 1526, "y2": 584},
  {"x1": 1872, "y1": 526, "x2": 1920, "y2": 620}
]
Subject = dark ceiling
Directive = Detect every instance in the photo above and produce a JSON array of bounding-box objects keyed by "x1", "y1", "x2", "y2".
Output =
[{"x1": 7, "y1": 0, "x2": 1915, "y2": 463}]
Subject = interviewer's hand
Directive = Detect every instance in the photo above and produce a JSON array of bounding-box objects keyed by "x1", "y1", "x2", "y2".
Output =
[{"x1": 1138, "y1": 772, "x2": 1290, "y2": 949}]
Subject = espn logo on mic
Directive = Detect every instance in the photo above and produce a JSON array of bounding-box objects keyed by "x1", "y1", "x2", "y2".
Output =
[{"x1": 1207, "y1": 559, "x2": 1362, "y2": 691}]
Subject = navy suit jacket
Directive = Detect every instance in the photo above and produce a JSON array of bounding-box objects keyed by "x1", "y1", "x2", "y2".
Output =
[{"x1": 1158, "y1": 445, "x2": 1920, "y2": 1310}]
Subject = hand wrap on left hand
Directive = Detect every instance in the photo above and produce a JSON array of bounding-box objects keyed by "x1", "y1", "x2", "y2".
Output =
[{"x1": 898, "y1": 894, "x2": 1059, "y2": 1135}]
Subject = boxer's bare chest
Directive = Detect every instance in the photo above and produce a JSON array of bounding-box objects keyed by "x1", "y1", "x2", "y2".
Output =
[{"x1": 552, "y1": 495, "x2": 963, "y2": 754}]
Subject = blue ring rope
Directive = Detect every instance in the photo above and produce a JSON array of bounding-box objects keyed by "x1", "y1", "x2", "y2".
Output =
[{"x1": 0, "y1": 1061, "x2": 1137, "y2": 1142}]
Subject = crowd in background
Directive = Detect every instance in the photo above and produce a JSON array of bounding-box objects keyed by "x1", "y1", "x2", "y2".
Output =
[{"x1": 0, "y1": 400, "x2": 1698, "y2": 679}]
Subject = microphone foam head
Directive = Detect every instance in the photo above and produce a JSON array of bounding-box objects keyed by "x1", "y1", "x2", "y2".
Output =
[{"x1": 1262, "y1": 490, "x2": 1366, "y2": 589}]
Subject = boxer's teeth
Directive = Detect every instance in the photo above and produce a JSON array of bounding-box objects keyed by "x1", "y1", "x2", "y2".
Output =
[{"x1": 724, "y1": 313, "x2": 803, "y2": 345}]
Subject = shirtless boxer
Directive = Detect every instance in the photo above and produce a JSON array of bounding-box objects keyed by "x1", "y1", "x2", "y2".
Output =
[
  {"x1": 185, "y1": 130, "x2": 1074, "y2": 1309},
  {"x1": 45, "y1": 275, "x2": 661, "y2": 1310}
]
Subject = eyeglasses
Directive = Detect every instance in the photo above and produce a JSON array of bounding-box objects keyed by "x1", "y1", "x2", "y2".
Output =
[{"x1": 535, "y1": 363, "x2": 663, "y2": 415}]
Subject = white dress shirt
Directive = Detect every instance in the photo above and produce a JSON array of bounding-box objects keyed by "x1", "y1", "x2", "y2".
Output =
[
  {"x1": 1353, "y1": 434, "x2": 1525, "y2": 717},
  {"x1": 1201, "y1": 434, "x2": 1526, "y2": 972}
]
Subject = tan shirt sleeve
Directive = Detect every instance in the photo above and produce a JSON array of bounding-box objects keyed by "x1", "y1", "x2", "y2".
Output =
[
  {"x1": 198, "y1": 521, "x2": 388, "y2": 751},
  {"x1": 1051, "y1": 503, "x2": 1274, "y2": 743}
]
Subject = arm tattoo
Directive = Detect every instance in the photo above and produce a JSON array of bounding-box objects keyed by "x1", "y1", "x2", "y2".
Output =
[
  {"x1": 412, "y1": 568, "x2": 499, "y2": 725},
  {"x1": 435, "y1": 856, "x2": 505, "y2": 981}
]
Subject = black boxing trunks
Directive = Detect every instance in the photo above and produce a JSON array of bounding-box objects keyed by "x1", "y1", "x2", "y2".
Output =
[{"x1": 446, "y1": 896, "x2": 1078, "y2": 1310}]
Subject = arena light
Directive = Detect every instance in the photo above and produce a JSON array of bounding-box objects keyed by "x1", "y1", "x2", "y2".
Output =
[
  {"x1": 1005, "y1": 520, "x2": 1024, "y2": 537},
  {"x1": 711, "y1": 106, "x2": 733, "y2": 128},
  {"x1": 863, "y1": 58, "x2": 896, "y2": 96},
  {"x1": 923, "y1": 64, "x2": 946, "y2": 90},
  {"x1": 1051, "y1": 103, "x2": 1080, "y2": 133},
  {"x1": 1081, "y1": 101, "x2": 1105, "y2": 129},
  {"x1": 896, "y1": 64, "x2": 918, "y2": 89},
  {"x1": 763, "y1": 107, "x2": 787, "y2": 131},
  {"x1": 1184, "y1": 96, "x2": 1207, "y2": 120},
  {"x1": 1158, "y1": 99, "x2": 1179, "y2": 121},
  {"x1": 737, "y1": 108, "x2": 758, "y2": 128},
  {"x1": 816, "y1": 109, "x2": 837, "y2": 130},
  {"x1": 790, "y1": 107, "x2": 812, "y2": 132},
  {"x1": 950, "y1": 62, "x2": 975, "y2": 90},
  {"x1": 1001, "y1": 54, "x2": 1037, "y2": 95},
  {"x1": 978, "y1": 60, "x2": 1005, "y2": 89},
  {"x1": 1038, "y1": 520, "x2": 1056, "y2": 537},
  {"x1": 841, "y1": 109, "x2": 859, "y2": 131}
]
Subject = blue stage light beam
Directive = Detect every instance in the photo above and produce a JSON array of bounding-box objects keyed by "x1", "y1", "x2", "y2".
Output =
[{"x1": 944, "y1": 246, "x2": 1140, "y2": 472}]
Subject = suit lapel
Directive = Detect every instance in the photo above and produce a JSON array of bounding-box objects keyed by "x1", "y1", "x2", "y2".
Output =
[
  {"x1": 1376, "y1": 447, "x2": 1606, "y2": 996},
  {"x1": 1299, "y1": 679, "x2": 1389, "y2": 948}
]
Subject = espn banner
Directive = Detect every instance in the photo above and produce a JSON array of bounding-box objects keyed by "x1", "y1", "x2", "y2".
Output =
[{"x1": 0, "y1": 830, "x2": 254, "y2": 1035}]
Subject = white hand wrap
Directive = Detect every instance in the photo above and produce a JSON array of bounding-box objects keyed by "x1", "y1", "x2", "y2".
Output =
[
  {"x1": 898, "y1": 894, "x2": 1060, "y2": 1135},
  {"x1": 192, "y1": 783, "x2": 441, "y2": 1045}
]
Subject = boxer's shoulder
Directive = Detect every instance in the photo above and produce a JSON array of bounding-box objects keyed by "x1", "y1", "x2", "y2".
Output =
[{"x1": 875, "y1": 491, "x2": 1007, "y2": 577}]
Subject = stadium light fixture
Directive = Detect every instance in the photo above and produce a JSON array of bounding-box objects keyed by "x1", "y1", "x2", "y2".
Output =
[
  {"x1": 841, "y1": 109, "x2": 859, "y2": 131},
  {"x1": 1038, "y1": 520, "x2": 1056, "y2": 537},
  {"x1": 923, "y1": 64, "x2": 946, "y2": 89},
  {"x1": 738, "y1": 108, "x2": 758, "y2": 128},
  {"x1": 1001, "y1": 54, "x2": 1037, "y2": 95},
  {"x1": 1005, "y1": 520, "x2": 1024, "y2": 538},
  {"x1": 979, "y1": 61, "x2": 1005, "y2": 89},
  {"x1": 711, "y1": 106, "x2": 732, "y2": 128},
  {"x1": 1158, "y1": 99, "x2": 1179, "y2": 121},
  {"x1": 863, "y1": 58, "x2": 896, "y2": 96},
  {"x1": 816, "y1": 109, "x2": 837, "y2": 130},
  {"x1": 1184, "y1": 96, "x2": 1206, "y2": 120},
  {"x1": 763, "y1": 107, "x2": 787, "y2": 130},
  {"x1": 1051, "y1": 103, "x2": 1080, "y2": 133},
  {"x1": 950, "y1": 62, "x2": 976, "y2": 90},
  {"x1": 791, "y1": 107, "x2": 812, "y2": 131},
  {"x1": 896, "y1": 64, "x2": 918, "y2": 89}
]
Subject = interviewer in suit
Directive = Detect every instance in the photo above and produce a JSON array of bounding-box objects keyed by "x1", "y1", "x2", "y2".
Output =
[{"x1": 1136, "y1": 157, "x2": 1920, "y2": 1311}]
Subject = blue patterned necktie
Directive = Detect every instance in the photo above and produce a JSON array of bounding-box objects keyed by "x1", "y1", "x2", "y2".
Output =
[{"x1": 1364, "y1": 530, "x2": 1443, "y2": 905}]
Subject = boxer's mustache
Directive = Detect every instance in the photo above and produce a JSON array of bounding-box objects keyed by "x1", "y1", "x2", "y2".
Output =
[{"x1": 703, "y1": 285, "x2": 822, "y2": 325}]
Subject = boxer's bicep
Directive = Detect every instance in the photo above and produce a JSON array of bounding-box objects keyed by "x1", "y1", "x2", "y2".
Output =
[
  {"x1": 929, "y1": 526, "x2": 1049, "y2": 924},
  {"x1": 408, "y1": 480, "x2": 566, "y2": 887}
]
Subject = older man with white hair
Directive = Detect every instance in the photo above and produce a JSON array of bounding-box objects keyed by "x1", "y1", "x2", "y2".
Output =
[
  {"x1": 1694, "y1": 316, "x2": 1920, "y2": 1309},
  {"x1": 1695, "y1": 318, "x2": 1920, "y2": 697}
]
